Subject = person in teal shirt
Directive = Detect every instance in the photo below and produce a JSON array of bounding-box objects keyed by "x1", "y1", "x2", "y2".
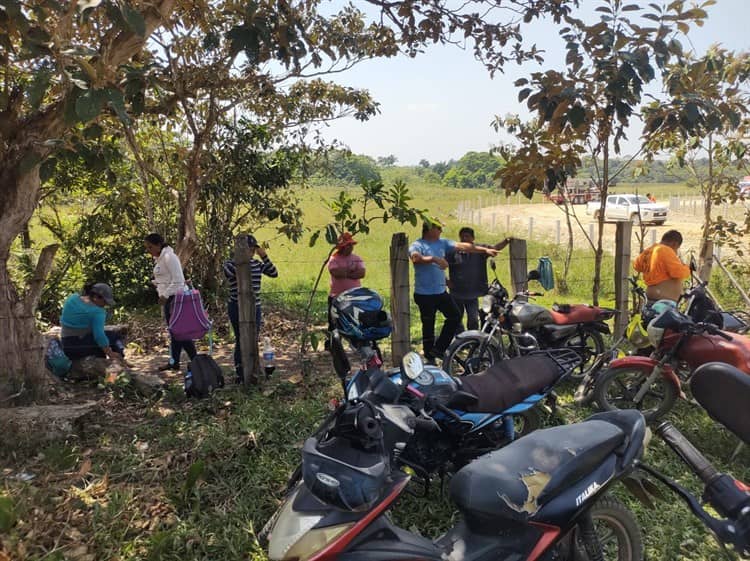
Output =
[{"x1": 60, "y1": 283, "x2": 124, "y2": 360}]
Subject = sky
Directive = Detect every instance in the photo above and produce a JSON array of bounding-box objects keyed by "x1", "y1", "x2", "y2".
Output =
[{"x1": 318, "y1": 0, "x2": 748, "y2": 166}]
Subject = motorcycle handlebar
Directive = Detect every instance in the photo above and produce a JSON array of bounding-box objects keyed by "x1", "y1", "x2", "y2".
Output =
[{"x1": 655, "y1": 421, "x2": 719, "y2": 485}]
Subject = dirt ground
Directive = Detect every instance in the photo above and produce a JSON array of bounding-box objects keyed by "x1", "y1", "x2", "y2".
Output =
[{"x1": 470, "y1": 196, "x2": 741, "y2": 258}]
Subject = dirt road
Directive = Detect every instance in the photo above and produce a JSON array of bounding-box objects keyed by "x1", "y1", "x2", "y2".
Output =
[{"x1": 467, "y1": 197, "x2": 737, "y2": 258}]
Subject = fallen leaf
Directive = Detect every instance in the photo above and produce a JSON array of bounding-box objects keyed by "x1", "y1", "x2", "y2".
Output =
[{"x1": 286, "y1": 373, "x2": 303, "y2": 384}]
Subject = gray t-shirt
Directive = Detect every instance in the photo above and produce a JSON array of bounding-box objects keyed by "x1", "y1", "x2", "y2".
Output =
[{"x1": 448, "y1": 249, "x2": 489, "y2": 299}]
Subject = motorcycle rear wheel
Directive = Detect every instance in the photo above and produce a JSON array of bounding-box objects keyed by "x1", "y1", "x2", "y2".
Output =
[
  {"x1": 558, "y1": 326, "x2": 605, "y2": 382},
  {"x1": 571, "y1": 495, "x2": 644, "y2": 561},
  {"x1": 443, "y1": 335, "x2": 503, "y2": 376},
  {"x1": 593, "y1": 364, "x2": 678, "y2": 422}
]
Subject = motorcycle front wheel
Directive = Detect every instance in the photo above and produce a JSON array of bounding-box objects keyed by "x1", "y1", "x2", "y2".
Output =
[
  {"x1": 443, "y1": 335, "x2": 502, "y2": 376},
  {"x1": 558, "y1": 326, "x2": 606, "y2": 382},
  {"x1": 571, "y1": 495, "x2": 644, "y2": 561},
  {"x1": 593, "y1": 364, "x2": 678, "y2": 422}
]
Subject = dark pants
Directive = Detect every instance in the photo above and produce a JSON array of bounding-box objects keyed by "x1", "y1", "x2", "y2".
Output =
[
  {"x1": 454, "y1": 297, "x2": 480, "y2": 331},
  {"x1": 227, "y1": 299, "x2": 262, "y2": 376},
  {"x1": 165, "y1": 296, "x2": 197, "y2": 367},
  {"x1": 62, "y1": 331, "x2": 125, "y2": 360},
  {"x1": 414, "y1": 291, "x2": 461, "y2": 358}
]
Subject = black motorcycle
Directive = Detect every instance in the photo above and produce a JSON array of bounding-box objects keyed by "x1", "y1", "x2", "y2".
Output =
[{"x1": 444, "y1": 261, "x2": 614, "y2": 377}]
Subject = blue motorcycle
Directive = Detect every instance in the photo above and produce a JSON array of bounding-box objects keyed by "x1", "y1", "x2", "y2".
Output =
[{"x1": 328, "y1": 287, "x2": 583, "y2": 492}]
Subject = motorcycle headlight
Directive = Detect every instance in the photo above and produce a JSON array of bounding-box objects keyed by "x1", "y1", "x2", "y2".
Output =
[
  {"x1": 481, "y1": 295, "x2": 494, "y2": 314},
  {"x1": 268, "y1": 489, "x2": 354, "y2": 561}
]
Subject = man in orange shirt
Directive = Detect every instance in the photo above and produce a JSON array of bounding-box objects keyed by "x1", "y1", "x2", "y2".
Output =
[{"x1": 633, "y1": 230, "x2": 690, "y2": 302}]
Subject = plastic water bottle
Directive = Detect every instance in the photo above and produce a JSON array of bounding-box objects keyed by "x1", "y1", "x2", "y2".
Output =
[{"x1": 262, "y1": 337, "x2": 275, "y2": 379}]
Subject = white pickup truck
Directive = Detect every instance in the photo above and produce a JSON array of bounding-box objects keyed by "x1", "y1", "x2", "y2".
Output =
[{"x1": 586, "y1": 194, "x2": 669, "y2": 225}]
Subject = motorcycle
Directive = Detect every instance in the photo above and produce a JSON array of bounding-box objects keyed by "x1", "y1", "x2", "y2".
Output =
[
  {"x1": 640, "y1": 361, "x2": 750, "y2": 557},
  {"x1": 264, "y1": 351, "x2": 649, "y2": 561},
  {"x1": 444, "y1": 260, "x2": 615, "y2": 378},
  {"x1": 593, "y1": 307, "x2": 750, "y2": 422},
  {"x1": 329, "y1": 289, "x2": 583, "y2": 486},
  {"x1": 574, "y1": 275, "x2": 750, "y2": 406}
]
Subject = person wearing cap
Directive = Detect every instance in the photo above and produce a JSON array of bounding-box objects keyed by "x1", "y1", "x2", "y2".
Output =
[
  {"x1": 223, "y1": 234, "x2": 278, "y2": 382},
  {"x1": 409, "y1": 220, "x2": 499, "y2": 364},
  {"x1": 448, "y1": 227, "x2": 511, "y2": 331},
  {"x1": 144, "y1": 232, "x2": 197, "y2": 371},
  {"x1": 60, "y1": 282, "x2": 125, "y2": 360},
  {"x1": 327, "y1": 232, "x2": 366, "y2": 338}
]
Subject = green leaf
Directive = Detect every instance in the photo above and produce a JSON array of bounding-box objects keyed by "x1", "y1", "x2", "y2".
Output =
[
  {"x1": 106, "y1": 87, "x2": 130, "y2": 124},
  {"x1": 568, "y1": 105, "x2": 586, "y2": 128},
  {"x1": 183, "y1": 460, "x2": 205, "y2": 495},
  {"x1": 309, "y1": 230, "x2": 320, "y2": 247},
  {"x1": 0, "y1": 495, "x2": 16, "y2": 532},
  {"x1": 27, "y1": 65, "x2": 53, "y2": 109},
  {"x1": 75, "y1": 88, "x2": 107, "y2": 122},
  {"x1": 121, "y1": 3, "x2": 145, "y2": 36},
  {"x1": 324, "y1": 224, "x2": 338, "y2": 245},
  {"x1": 684, "y1": 102, "x2": 700, "y2": 124},
  {"x1": 518, "y1": 88, "x2": 532, "y2": 102}
]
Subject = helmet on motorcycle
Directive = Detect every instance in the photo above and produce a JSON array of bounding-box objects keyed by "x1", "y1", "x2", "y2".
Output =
[
  {"x1": 301, "y1": 435, "x2": 389, "y2": 511},
  {"x1": 331, "y1": 287, "x2": 392, "y2": 343}
]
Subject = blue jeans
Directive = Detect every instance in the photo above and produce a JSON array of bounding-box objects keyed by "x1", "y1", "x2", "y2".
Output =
[
  {"x1": 227, "y1": 299, "x2": 262, "y2": 376},
  {"x1": 62, "y1": 331, "x2": 125, "y2": 360},
  {"x1": 164, "y1": 296, "x2": 197, "y2": 367}
]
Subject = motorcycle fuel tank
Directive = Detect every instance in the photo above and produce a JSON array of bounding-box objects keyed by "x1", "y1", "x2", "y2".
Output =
[{"x1": 510, "y1": 301, "x2": 554, "y2": 328}]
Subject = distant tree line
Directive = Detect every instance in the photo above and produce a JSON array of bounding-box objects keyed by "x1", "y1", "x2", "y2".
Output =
[{"x1": 313, "y1": 150, "x2": 733, "y2": 190}]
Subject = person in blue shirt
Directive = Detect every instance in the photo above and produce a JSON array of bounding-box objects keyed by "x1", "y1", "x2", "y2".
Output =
[
  {"x1": 60, "y1": 283, "x2": 124, "y2": 360},
  {"x1": 409, "y1": 220, "x2": 498, "y2": 363}
]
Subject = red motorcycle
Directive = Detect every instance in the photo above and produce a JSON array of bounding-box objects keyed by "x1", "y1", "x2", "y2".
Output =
[{"x1": 593, "y1": 307, "x2": 750, "y2": 422}]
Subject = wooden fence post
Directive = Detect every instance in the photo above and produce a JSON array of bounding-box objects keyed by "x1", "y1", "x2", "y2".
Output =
[
  {"x1": 556, "y1": 220, "x2": 561, "y2": 245},
  {"x1": 234, "y1": 235, "x2": 259, "y2": 386},
  {"x1": 509, "y1": 238, "x2": 528, "y2": 295},
  {"x1": 506, "y1": 214, "x2": 511, "y2": 232},
  {"x1": 528, "y1": 217, "x2": 534, "y2": 240},
  {"x1": 614, "y1": 221, "x2": 632, "y2": 339},
  {"x1": 390, "y1": 233, "x2": 410, "y2": 365}
]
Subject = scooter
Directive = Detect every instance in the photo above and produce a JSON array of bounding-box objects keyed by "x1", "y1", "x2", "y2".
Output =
[
  {"x1": 444, "y1": 261, "x2": 615, "y2": 377},
  {"x1": 592, "y1": 307, "x2": 750, "y2": 422},
  {"x1": 264, "y1": 352, "x2": 649, "y2": 561}
]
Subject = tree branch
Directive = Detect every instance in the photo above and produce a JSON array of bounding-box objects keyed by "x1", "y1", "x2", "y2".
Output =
[{"x1": 23, "y1": 243, "x2": 59, "y2": 314}]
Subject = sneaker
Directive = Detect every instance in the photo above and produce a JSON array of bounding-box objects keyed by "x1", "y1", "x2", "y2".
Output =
[{"x1": 158, "y1": 363, "x2": 180, "y2": 372}]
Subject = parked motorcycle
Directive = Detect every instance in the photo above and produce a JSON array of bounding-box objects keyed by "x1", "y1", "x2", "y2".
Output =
[
  {"x1": 264, "y1": 351, "x2": 649, "y2": 561},
  {"x1": 444, "y1": 261, "x2": 615, "y2": 377},
  {"x1": 351, "y1": 348, "x2": 582, "y2": 489},
  {"x1": 640, "y1": 361, "x2": 750, "y2": 557},
  {"x1": 593, "y1": 307, "x2": 750, "y2": 422}
]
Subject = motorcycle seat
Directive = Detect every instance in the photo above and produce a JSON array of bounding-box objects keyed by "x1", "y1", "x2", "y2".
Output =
[
  {"x1": 449, "y1": 410, "x2": 644, "y2": 524},
  {"x1": 452, "y1": 355, "x2": 560, "y2": 413},
  {"x1": 549, "y1": 304, "x2": 608, "y2": 325}
]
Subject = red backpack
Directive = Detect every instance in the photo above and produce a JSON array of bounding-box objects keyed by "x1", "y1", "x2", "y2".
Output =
[{"x1": 168, "y1": 289, "x2": 212, "y2": 341}]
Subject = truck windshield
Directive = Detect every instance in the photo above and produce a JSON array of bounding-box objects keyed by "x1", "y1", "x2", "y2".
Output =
[{"x1": 624, "y1": 195, "x2": 651, "y2": 205}]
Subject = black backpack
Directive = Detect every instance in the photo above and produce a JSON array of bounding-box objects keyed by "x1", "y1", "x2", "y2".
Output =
[{"x1": 185, "y1": 354, "x2": 225, "y2": 398}]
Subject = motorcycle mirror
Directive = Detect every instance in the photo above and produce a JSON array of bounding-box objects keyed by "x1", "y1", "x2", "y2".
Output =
[
  {"x1": 401, "y1": 352, "x2": 424, "y2": 381},
  {"x1": 489, "y1": 258, "x2": 496, "y2": 271},
  {"x1": 527, "y1": 269, "x2": 541, "y2": 281},
  {"x1": 689, "y1": 256, "x2": 698, "y2": 272}
]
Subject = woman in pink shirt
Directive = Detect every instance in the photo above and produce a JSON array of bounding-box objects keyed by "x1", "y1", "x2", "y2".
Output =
[{"x1": 327, "y1": 232, "x2": 366, "y2": 336}]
